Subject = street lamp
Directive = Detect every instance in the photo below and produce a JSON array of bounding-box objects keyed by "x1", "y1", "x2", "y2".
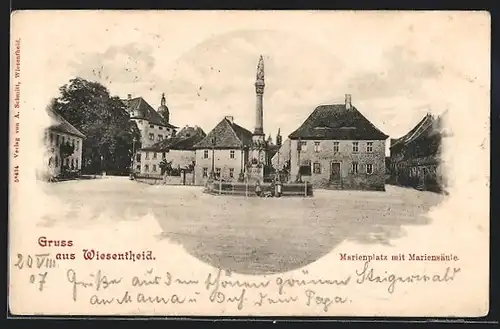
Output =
[
  {"x1": 296, "y1": 137, "x2": 302, "y2": 183},
  {"x1": 130, "y1": 137, "x2": 136, "y2": 179},
  {"x1": 100, "y1": 155, "x2": 104, "y2": 176},
  {"x1": 211, "y1": 136, "x2": 216, "y2": 179}
]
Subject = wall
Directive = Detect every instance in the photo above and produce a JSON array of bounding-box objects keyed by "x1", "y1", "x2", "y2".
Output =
[
  {"x1": 194, "y1": 148, "x2": 246, "y2": 185},
  {"x1": 138, "y1": 149, "x2": 195, "y2": 174},
  {"x1": 44, "y1": 130, "x2": 84, "y2": 177},
  {"x1": 135, "y1": 172, "x2": 195, "y2": 186},
  {"x1": 290, "y1": 139, "x2": 386, "y2": 190},
  {"x1": 132, "y1": 118, "x2": 175, "y2": 148}
]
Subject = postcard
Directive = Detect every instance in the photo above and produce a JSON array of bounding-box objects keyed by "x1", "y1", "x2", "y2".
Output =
[{"x1": 8, "y1": 10, "x2": 490, "y2": 317}]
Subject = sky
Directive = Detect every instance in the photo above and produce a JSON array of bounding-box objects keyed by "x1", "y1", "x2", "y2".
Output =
[{"x1": 14, "y1": 11, "x2": 490, "y2": 156}]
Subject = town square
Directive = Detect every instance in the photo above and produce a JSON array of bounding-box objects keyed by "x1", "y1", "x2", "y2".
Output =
[{"x1": 39, "y1": 175, "x2": 445, "y2": 274}]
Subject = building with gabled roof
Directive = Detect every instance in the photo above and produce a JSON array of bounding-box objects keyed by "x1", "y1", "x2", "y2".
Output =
[
  {"x1": 389, "y1": 110, "x2": 450, "y2": 192},
  {"x1": 288, "y1": 94, "x2": 388, "y2": 190},
  {"x1": 193, "y1": 116, "x2": 253, "y2": 184},
  {"x1": 42, "y1": 108, "x2": 86, "y2": 177},
  {"x1": 136, "y1": 126, "x2": 206, "y2": 175}
]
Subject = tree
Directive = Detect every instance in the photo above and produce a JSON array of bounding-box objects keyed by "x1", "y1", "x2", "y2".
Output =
[
  {"x1": 159, "y1": 159, "x2": 173, "y2": 175},
  {"x1": 50, "y1": 78, "x2": 141, "y2": 174}
]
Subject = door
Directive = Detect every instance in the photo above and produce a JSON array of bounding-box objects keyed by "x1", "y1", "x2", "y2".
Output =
[{"x1": 330, "y1": 162, "x2": 341, "y2": 183}]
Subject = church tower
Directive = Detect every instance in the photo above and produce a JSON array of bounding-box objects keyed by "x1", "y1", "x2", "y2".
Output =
[{"x1": 157, "y1": 93, "x2": 170, "y2": 124}]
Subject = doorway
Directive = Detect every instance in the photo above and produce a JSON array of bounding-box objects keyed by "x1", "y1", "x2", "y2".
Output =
[{"x1": 330, "y1": 162, "x2": 341, "y2": 183}]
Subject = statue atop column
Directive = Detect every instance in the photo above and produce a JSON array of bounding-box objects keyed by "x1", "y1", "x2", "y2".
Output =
[{"x1": 256, "y1": 55, "x2": 265, "y2": 82}]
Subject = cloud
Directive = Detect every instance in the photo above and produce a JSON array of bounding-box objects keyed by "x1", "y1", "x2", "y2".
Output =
[
  {"x1": 61, "y1": 30, "x2": 451, "y2": 146},
  {"x1": 347, "y1": 46, "x2": 444, "y2": 101},
  {"x1": 67, "y1": 42, "x2": 166, "y2": 92}
]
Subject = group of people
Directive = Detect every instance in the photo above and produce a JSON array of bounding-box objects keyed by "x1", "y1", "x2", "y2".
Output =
[{"x1": 254, "y1": 176, "x2": 283, "y2": 198}]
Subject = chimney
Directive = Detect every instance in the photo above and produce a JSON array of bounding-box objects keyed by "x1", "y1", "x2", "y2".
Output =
[
  {"x1": 125, "y1": 93, "x2": 132, "y2": 108},
  {"x1": 345, "y1": 94, "x2": 352, "y2": 110},
  {"x1": 225, "y1": 116, "x2": 234, "y2": 124}
]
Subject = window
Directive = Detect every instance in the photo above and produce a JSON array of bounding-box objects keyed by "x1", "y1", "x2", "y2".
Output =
[
  {"x1": 162, "y1": 152, "x2": 166, "y2": 159},
  {"x1": 366, "y1": 163, "x2": 373, "y2": 174},
  {"x1": 333, "y1": 141, "x2": 339, "y2": 152},
  {"x1": 48, "y1": 157, "x2": 53, "y2": 166},
  {"x1": 145, "y1": 152, "x2": 150, "y2": 160},
  {"x1": 157, "y1": 135, "x2": 163, "y2": 141},
  {"x1": 136, "y1": 153, "x2": 141, "y2": 162},
  {"x1": 313, "y1": 162, "x2": 321, "y2": 174},
  {"x1": 149, "y1": 133, "x2": 154, "y2": 141},
  {"x1": 203, "y1": 168, "x2": 208, "y2": 178},
  {"x1": 50, "y1": 133, "x2": 54, "y2": 144},
  {"x1": 71, "y1": 158, "x2": 74, "y2": 170},
  {"x1": 352, "y1": 162, "x2": 359, "y2": 174},
  {"x1": 153, "y1": 164, "x2": 157, "y2": 172},
  {"x1": 300, "y1": 141, "x2": 307, "y2": 151},
  {"x1": 314, "y1": 142, "x2": 320, "y2": 153},
  {"x1": 203, "y1": 150, "x2": 209, "y2": 159},
  {"x1": 230, "y1": 150, "x2": 235, "y2": 159},
  {"x1": 159, "y1": 126, "x2": 163, "y2": 130},
  {"x1": 62, "y1": 136, "x2": 65, "y2": 144},
  {"x1": 366, "y1": 142, "x2": 373, "y2": 153},
  {"x1": 55, "y1": 155, "x2": 59, "y2": 167},
  {"x1": 144, "y1": 165, "x2": 149, "y2": 172},
  {"x1": 55, "y1": 135, "x2": 60, "y2": 145},
  {"x1": 136, "y1": 165, "x2": 140, "y2": 171},
  {"x1": 75, "y1": 140, "x2": 79, "y2": 151},
  {"x1": 75, "y1": 159, "x2": 79, "y2": 169},
  {"x1": 150, "y1": 124, "x2": 154, "y2": 128},
  {"x1": 352, "y1": 142, "x2": 359, "y2": 152},
  {"x1": 153, "y1": 152, "x2": 157, "y2": 159},
  {"x1": 229, "y1": 168, "x2": 234, "y2": 178},
  {"x1": 215, "y1": 168, "x2": 221, "y2": 178}
]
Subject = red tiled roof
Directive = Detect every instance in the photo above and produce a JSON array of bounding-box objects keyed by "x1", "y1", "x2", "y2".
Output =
[{"x1": 288, "y1": 104, "x2": 388, "y2": 140}]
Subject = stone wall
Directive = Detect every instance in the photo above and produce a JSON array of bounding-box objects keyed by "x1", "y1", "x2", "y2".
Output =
[{"x1": 290, "y1": 139, "x2": 386, "y2": 191}]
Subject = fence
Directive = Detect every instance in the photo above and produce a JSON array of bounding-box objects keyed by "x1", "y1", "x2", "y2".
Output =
[
  {"x1": 134, "y1": 172, "x2": 195, "y2": 186},
  {"x1": 204, "y1": 180, "x2": 313, "y2": 197}
]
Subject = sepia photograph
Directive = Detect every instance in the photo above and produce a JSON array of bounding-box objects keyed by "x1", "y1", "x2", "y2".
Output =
[{"x1": 9, "y1": 10, "x2": 490, "y2": 317}]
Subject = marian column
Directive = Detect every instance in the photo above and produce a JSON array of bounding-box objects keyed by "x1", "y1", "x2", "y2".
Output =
[
  {"x1": 248, "y1": 55, "x2": 266, "y2": 183},
  {"x1": 254, "y1": 55, "x2": 265, "y2": 136}
]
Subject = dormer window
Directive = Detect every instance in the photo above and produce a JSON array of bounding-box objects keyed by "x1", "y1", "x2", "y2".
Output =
[{"x1": 150, "y1": 124, "x2": 154, "y2": 128}]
